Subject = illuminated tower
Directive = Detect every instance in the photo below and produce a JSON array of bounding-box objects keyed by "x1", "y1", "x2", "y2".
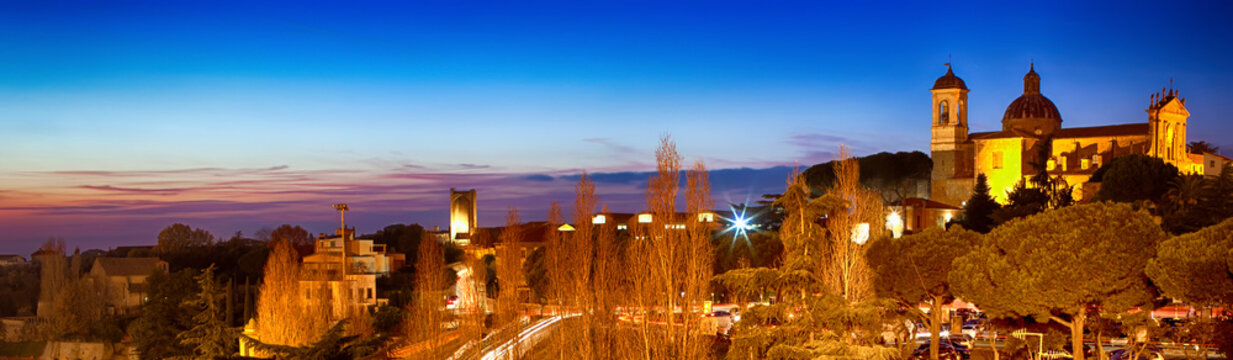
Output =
[
  {"x1": 929, "y1": 64, "x2": 971, "y2": 206},
  {"x1": 449, "y1": 189, "x2": 477, "y2": 246},
  {"x1": 1146, "y1": 84, "x2": 1189, "y2": 167}
]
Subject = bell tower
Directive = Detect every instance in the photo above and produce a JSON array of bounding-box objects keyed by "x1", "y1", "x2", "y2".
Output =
[{"x1": 930, "y1": 64, "x2": 971, "y2": 206}]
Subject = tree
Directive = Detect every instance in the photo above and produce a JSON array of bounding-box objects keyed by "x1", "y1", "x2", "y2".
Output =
[
  {"x1": 254, "y1": 239, "x2": 315, "y2": 347},
  {"x1": 157, "y1": 223, "x2": 215, "y2": 255},
  {"x1": 1188, "y1": 140, "x2": 1220, "y2": 154},
  {"x1": 176, "y1": 265, "x2": 236, "y2": 360},
  {"x1": 951, "y1": 202, "x2": 1165, "y2": 360},
  {"x1": 959, "y1": 174, "x2": 1000, "y2": 233},
  {"x1": 1161, "y1": 174, "x2": 1219, "y2": 234},
  {"x1": 270, "y1": 224, "x2": 313, "y2": 255},
  {"x1": 991, "y1": 180, "x2": 1049, "y2": 225},
  {"x1": 867, "y1": 226, "x2": 980, "y2": 360},
  {"x1": 723, "y1": 167, "x2": 899, "y2": 360},
  {"x1": 1146, "y1": 217, "x2": 1233, "y2": 307},
  {"x1": 1090, "y1": 154, "x2": 1180, "y2": 205},
  {"x1": 824, "y1": 146, "x2": 883, "y2": 301},
  {"x1": 406, "y1": 232, "x2": 448, "y2": 360},
  {"x1": 131, "y1": 270, "x2": 198, "y2": 360}
]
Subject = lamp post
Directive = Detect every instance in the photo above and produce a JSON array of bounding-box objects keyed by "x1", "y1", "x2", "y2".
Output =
[{"x1": 1011, "y1": 328, "x2": 1043, "y2": 360}]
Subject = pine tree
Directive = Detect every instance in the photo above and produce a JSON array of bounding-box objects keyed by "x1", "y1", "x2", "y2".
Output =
[
  {"x1": 177, "y1": 265, "x2": 237, "y2": 360},
  {"x1": 960, "y1": 173, "x2": 1001, "y2": 233}
]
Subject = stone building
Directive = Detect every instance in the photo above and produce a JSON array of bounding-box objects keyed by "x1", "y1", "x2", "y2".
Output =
[
  {"x1": 928, "y1": 64, "x2": 1226, "y2": 210},
  {"x1": 88, "y1": 257, "x2": 168, "y2": 313}
]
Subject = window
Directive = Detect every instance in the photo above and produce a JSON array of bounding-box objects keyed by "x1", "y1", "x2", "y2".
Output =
[
  {"x1": 992, "y1": 152, "x2": 1003, "y2": 169},
  {"x1": 956, "y1": 100, "x2": 964, "y2": 125},
  {"x1": 1081, "y1": 159, "x2": 1090, "y2": 170},
  {"x1": 367, "y1": 288, "x2": 374, "y2": 299},
  {"x1": 1093, "y1": 154, "x2": 1102, "y2": 167},
  {"x1": 1059, "y1": 155, "x2": 1068, "y2": 171},
  {"x1": 1047, "y1": 159, "x2": 1056, "y2": 171},
  {"x1": 592, "y1": 214, "x2": 606, "y2": 224},
  {"x1": 638, "y1": 213, "x2": 653, "y2": 223},
  {"x1": 698, "y1": 212, "x2": 714, "y2": 222},
  {"x1": 939, "y1": 101, "x2": 949, "y2": 124},
  {"x1": 616, "y1": 224, "x2": 628, "y2": 231}
]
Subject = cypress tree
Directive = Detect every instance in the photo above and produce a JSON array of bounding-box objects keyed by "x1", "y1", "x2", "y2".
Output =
[{"x1": 961, "y1": 173, "x2": 1001, "y2": 233}]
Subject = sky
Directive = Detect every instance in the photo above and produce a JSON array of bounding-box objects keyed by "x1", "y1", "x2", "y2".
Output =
[{"x1": 2, "y1": 1, "x2": 1233, "y2": 255}]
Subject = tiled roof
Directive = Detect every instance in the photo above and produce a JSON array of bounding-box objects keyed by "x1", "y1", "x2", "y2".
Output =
[
  {"x1": 890, "y1": 197, "x2": 963, "y2": 211},
  {"x1": 93, "y1": 257, "x2": 166, "y2": 277},
  {"x1": 1053, "y1": 123, "x2": 1148, "y2": 139}
]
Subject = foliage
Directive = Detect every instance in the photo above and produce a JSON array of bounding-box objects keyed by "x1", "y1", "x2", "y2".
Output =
[
  {"x1": 959, "y1": 174, "x2": 1000, "y2": 233},
  {"x1": 0, "y1": 262, "x2": 39, "y2": 317},
  {"x1": 175, "y1": 265, "x2": 237, "y2": 360},
  {"x1": 951, "y1": 202, "x2": 1165, "y2": 360},
  {"x1": 156, "y1": 223, "x2": 215, "y2": 255},
  {"x1": 1090, "y1": 154, "x2": 1180, "y2": 204},
  {"x1": 270, "y1": 224, "x2": 313, "y2": 256},
  {"x1": 802, "y1": 151, "x2": 932, "y2": 202},
  {"x1": 1188, "y1": 140, "x2": 1220, "y2": 154},
  {"x1": 991, "y1": 180, "x2": 1049, "y2": 224},
  {"x1": 1146, "y1": 217, "x2": 1233, "y2": 306},
  {"x1": 130, "y1": 269, "x2": 198, "y2": 360},
  {"x1": 523, "y1": 245, "x2": 548, "y2": 303},
  {"x1": 715, "y1": 231, "x2": 784, "y2": 275},
  {"x1": 867, "y1": 226, "x2": 979, "y2": 360},
  {"x1": 242, "y1": 319, "x2": 388, "y2": 360}
]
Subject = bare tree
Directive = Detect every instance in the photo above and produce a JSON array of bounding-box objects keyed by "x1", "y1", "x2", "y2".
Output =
[
  {"x1": 826, "y1": 146, "x2": 883, "y2": 301},
  {"x1": 496, "y1": 208, "x2": 525, "y2": 360},
  {"x1": 407, "y1": 232, "x2": 448, "y2": 360}
]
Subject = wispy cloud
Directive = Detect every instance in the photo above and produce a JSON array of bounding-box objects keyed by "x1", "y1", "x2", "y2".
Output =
[{"x1": 0, "y1": 160, "x2": 797, "y2": 255}]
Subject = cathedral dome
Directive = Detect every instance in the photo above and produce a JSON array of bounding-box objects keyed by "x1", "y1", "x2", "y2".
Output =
[
  {"x1": 1001, "y1": 64, "x2": 1062, "y2": 134},
  {"x1": 932, "y1": 65, "x2": 967, "y2": 90}
]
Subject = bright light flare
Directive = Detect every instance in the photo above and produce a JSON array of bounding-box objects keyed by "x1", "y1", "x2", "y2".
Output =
[{"x1": 718, "y1": 205, "x2": 760, "y2": 245}]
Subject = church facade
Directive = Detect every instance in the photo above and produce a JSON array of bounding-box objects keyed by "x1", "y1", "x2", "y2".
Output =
[{"x1": 929, "y1": 64, "x2": 1210, "y2": 208}]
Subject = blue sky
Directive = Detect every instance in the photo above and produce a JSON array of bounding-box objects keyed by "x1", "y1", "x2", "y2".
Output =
[{"x1": 2, "y1": 1, "x2": 1232, "y2": 254}]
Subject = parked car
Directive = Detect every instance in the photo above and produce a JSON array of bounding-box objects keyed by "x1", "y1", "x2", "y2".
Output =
[
  {"x1": 908, "y1": 342, "x2": 966, "y2": 360},
  {"x1": 702, "y1": 310, "x2": 735, "y2": 334},
  {"x1": 1108, "y1": 348, "x2": 1164, "y2": 360}
]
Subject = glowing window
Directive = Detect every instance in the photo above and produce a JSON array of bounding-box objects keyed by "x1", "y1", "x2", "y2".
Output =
[
  {"x1": 638, "y1": 214, "x2": 653, "y2": 223},
  {"x1": 992, "y1": 152, "x2": 1003, "y2": 169},
  {"x1": 1093, "y1": 154, "x2": 1102, "y2": 167},
  {"x1": 698, "y1": 212, "x2": 714, "y2": 222},
  {"x1": 592, "y1": 214, "x2": 606, "y2": 224},
  {"x1": 1081, "y1": 159, "x2": 1090, "y2": 170},
  {"x1": 1047, "y1": 159, "x2": 1056, "y2": 171},
  {"x1": 1059, "y1": 155, "x2": 1068, "y2": 171},
  {"x1": 617, "y1": 224, "x2": 628, "y2": 231}
]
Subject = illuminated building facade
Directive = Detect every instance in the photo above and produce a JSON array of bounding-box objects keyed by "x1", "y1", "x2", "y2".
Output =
[
  {"x1": 929, "y1": 64, "x2": 1225, "y2": 209},
  {"x1": 450, "y1": 188, "x2": 478, "y2": 246}
]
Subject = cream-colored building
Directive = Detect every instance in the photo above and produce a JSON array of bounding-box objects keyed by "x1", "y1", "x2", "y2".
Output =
[
  {"x1": 88, "y1": 257, "x2": 168, "y2": 313},
  {"x1": 929, "y1": 64, "x2": 1225, "y2": 210},
  {"x1": 300, "y1": 227, "x2": 400, "y2": 317}
]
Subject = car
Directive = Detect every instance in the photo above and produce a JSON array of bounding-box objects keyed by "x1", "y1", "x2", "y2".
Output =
[
  {"x1": 1108, "y1": 348, "x2": 1164, "y2": 360},
  {"x1": 960, "y1": 319, "x2": 985, "y2": 338},
  {"x1": 907, "y1": 342, "x2": 967, "y2": 360},
  {"x1": 702, "y1": 310, "x2": 735, "y2": 334}
]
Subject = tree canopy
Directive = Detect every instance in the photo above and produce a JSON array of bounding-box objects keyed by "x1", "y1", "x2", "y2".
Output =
[
  {"x1": 1090, "y1": 154, "x2": 1180, "y2": 204},
  {"x1": 950, "y1": 202, "x2": 1165, "y2": 360},
  {"x1": 1146, "y1": 217, "x2": 1233, "y2": 307},
  {"x1": 157, "y1": 223, "x2": 215, "y2": 255},
  {"x1": 802, "y1": 151, "x2": 931, "y2": 200},
  {"x1": 867, "y1": 226, "x2": 979, "y2": 360}
]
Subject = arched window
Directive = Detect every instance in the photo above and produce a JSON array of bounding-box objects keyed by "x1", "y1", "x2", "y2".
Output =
[
  {"x1": 956, "y1": 100, "x2": 964, "y2": 125},
  {"x1": 939, "y1": 101, "x2": 950, "y2": 125}
]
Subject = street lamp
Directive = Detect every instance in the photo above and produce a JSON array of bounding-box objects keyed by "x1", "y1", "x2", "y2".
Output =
[
  {"x1": 850, "y1": 223, "x2": 870, "y2": 245},
  {"x1": 1011, "y1": 328, "x2": 1043, "y2": 360}
]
